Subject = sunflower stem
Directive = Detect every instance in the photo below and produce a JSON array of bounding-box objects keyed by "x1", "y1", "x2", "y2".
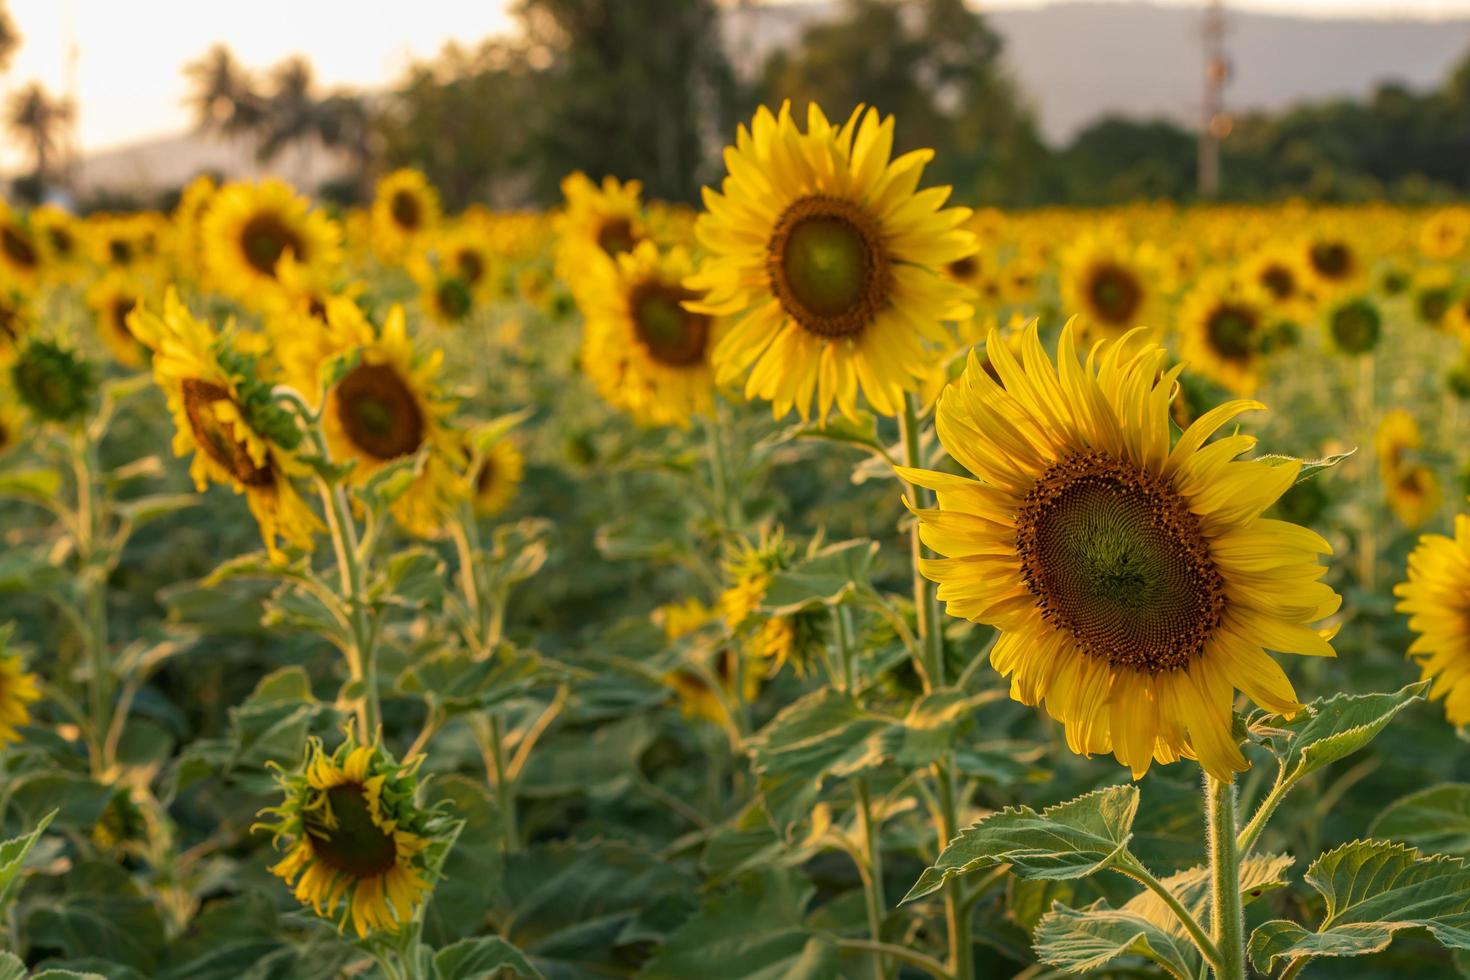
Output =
[
  {"x1": 852, "y1": 777, "x2": 890, "y2": 980},
  {"x1": 705, "y1": 398, "x2": 741, "y2": 532},
  {"x1": 1235, "y1": 769, "x2": 1291, "y2": 856},
  {"x1": 71, "y1": 430, "x2": 112, "y2": 775},
  {"x1": 317, "y1": 477, "x2": 377, "y2": 734},
  {"x1": 897, "y1": 393, "x2": 943, "y2": 690},
  {"x1": 1115, "y1": 854, "x2": 1222, "y2": 970},
  {"x1": 1205, "y1": 772, "x2": 1247, "y2": 980}
]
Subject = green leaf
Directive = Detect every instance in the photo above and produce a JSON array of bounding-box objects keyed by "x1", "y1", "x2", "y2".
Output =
[
  {"x1": 360, "y1": 451, "x2": 424, "y2": 508},
  {"x1": 397, "y1": 649, "x2": 546, "y2": 715},
  {"x1": 116, "y1": 493, "x2": 199, "y2": 530},
  {"x1": 0, "y1": 809, "x2": 55, "y2": 903},
  {"x1": 25, "y1": 861, "x2": 166, "y2": 974},
  {"x1": 434, "y1": 936, "x2": 541, "y2": 980},
  {"x1": 1370, "y1": 784, "x2": 1470, "y2": 857},
  {"x1": 6, "y1": 772, "x2": 111, "y2": 830},
  {"x1": 1125, "y1": 853, "x2": 1293, "y2": 933},
  {"x1": 759, "y1": 540, "x2": 877, "y2": 617},
  {"x1": 1034, "y1": 901, "x2": 1199, "y2": 980},
  {"x1": 882, "y1": 687, "x2": 996, "y2": 769},
  {"x1": 1256, "y1": 448, "x2": 1355, "y2": 484},
  {"x1": 0, "y1": 466, "x2": 63, "y2": 500},
  {"x1": 517, "y1": 714, "x2": 654, "y2": 798},
  {"x1": 422, "y1": 777, "x2": 504, "y2": 946},
  {"x1": 761, "y1": 411, "x2": 885, "y2": 458},
  {"x1": 640, "y1": 869, "x2": 837, "y2": 980},
  {"x1": 227, "y1": 666, "x2": 322, "y2": 774},
  {"x1": 747, "y1": 689, "x2": 890, "y2": 836},
  {"x1": 376, "y1": 545, "x2": 446, "y2": 607},
  {"x1": 1248, "y1": 840, "x2": 1470, "y2": 973},
  {"x1": 902, "y1": 784, "x2": 1139, "y2": 904},
  {"x1": 1250, "y1": 681, "x2": 1428, "y2": 784}
]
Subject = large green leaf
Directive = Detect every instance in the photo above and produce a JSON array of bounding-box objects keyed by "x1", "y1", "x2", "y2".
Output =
[
  {"x1": 1125, "y1": 853, "x2": 1294, "y2": 933},
  {"x1": 1250, "y1": 682, "x2": 1427, "y2": 784},
  {"x1": 421, "y1": 777, "x2": 505, "y2": 946},
  {"x1": 639, "y1": 870, "x2": 837, "y2": 980},
  {"x1": 747, "y1": 689, "x2": 890, "y2": 835},
  {"x1": 0, "y1": 808, "x2": 54, "y2": 903},
  {"x1": 903, "y1": 784, "x2": 1139, "y2": 903},
  {"x1": 434, "y1": 936, "x2": 542, "y2": 980},
  {"x1": 1370, "y1": 784, "x2": 1470, "y2": 857},
  {"x1": 758, "y1": 539, "x2": 878, "y2": 617},
  {"x1": 1248, "y1": 840, "x2": 1470, "y2": 973},
  {"x1": 1034, "y1": 901, "x2": 1199, "y2": 980},
  {"x1": 25, "y1": 861, "x2": 166, "y2": 974},
  {"x1": 882, "y1": 687, "x2": 997, "y2": 769}
]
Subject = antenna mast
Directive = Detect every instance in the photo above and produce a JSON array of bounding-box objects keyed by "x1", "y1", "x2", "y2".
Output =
[{"x1": 1198, "y1": 0, "x2": 1230, "y2": 198}]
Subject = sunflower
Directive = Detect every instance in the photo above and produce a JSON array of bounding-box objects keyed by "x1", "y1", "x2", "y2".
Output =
[
  {"x1": 579, "y1": 241, "x2": 721, "y2": 428},
  {"x1": 901, "y1": 321, "x2": 1339, "y2": 779},
  {"x1": 1242, "y1": 242, "x2": 1313, "y2": 320},
  {"x1": 1059, "y1": 233, "x2": 1158, "y2": 343},
  {"x1": 0, "y1": 642, "x2": 39, "y2": 747},
  {"x1": 0, "y1": 285, "x2": 32, "y2": 357},
  {"x1": 1325, "y1": 296, "x2": 1382, "y2": 355},
  {"x1": 88, "y1": 214, "x2": 150, "y2": 271},
  {"x1": 1376, "y1": 410, "x2": 1439, "y2": 529},
  {"x1": 719, "y1": 527, "x2": 818, "y2": 675},
  {"x1": 1178, "y1": 273, "x2": 1272, "y2": 395},
  {"x1": 1412, "y1": 267, "x2": 1456, "y2": 330},
  {"x1": 1419, "y1": 206, "x2": 1470, "y2": 260},
  {"x1": 410, "y1": 255, "x2": 478, "y2": 328},
  {"x1": 257, "y1": 731, "x2": 439, "y2": 938},
  {"x1": 202, "y1": 179, "x2": 341, "y2": 305},
  {"x1": 688, "y1": 103, "x2": 975, "y2": 421},
  {"x1": 127, "y1": 288, "x2": 321, "y2": 560},
  {"x1": 467, "y1": 433, "x2": 524, "y2": 517},
  {"x1": 371, "y1": 169, "x2": 441, "y2": 262},
  {"x1": 1302, "y1": 232, "x2": 1364, "y2": 295},
  {"x1": 297, "y1": 300, "x2": 464, "y2": 538},
  {"x1": 171, "y1": 174, "x2": 218, "y2": 281},
  {"x1": 31, "y1": 205, "x2": 85, "y2": 279},
  {"x1": 0, "y1": 208, "x2": 43, "y2": 285},
  {"x1": 1396, "y1": 515, "x2": 1470, "y2": 725},
  {"x1": 85, "y1": 273, "x2": 149, "y2": 369},
  {"x1": 554, "y1": 171, "x2": 648, "y2": 279}
]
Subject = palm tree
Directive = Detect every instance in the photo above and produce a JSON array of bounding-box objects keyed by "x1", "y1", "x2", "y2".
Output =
[
  {"x1": 255, "y1": 56, "x2": 320, "y2": 163},
  {"x1": 7, "y1": 83, "x2": 73, "y2": 192},
  {"x1": 183, "y1": 44, "x2": 263, "y2": 137}
]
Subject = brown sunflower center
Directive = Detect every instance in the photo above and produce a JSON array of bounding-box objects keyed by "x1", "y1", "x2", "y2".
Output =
[
  {"x1": 1205, "y1": 303, "x2": 1259, "y2": 362},
  {"x1": 109, "y1": 238, "x2": 133, "y2": 266},
  {"x1": 1016, "y1": 451, "x2": 1225, "y2": 673},
  {"x1": 947, "y1": 255, "x2": 979, "y2": 280},
  {"x1": 475, "y1": 455, "x2": 496, "y2": 496},
  {"x1": 596, "y1": 216, "x2": 638, "y2": 257},
  {"x1": 335, "y1": 363, "x2": 425, "y2": 461},
  {"x1": 48, "y1": 226, "x2": 73, "y2": 257},
  {"x1": 2, "y1": 226, "x2": 37, "y2": 270},
  {"x1": 630, "y1": 281, "x2": 710, "y2": 367},
  {"x1": 390, "y1": 190, "x2": 422, "y2": 231},
  {"x1": 1418, "y1": 288, "x2": 1451, "y2": 324},
  {"x1": 1087, "y1": 263, "x2": 1143, "y2": 325},
  {"x1": 241, "y1": 212, "x2": 305, "y2": 277},
  {"x1": 1259, "y1": 265, "x2": 1295, "y2": 300},
  {"x1": 455, "y1": 248, "x2": 485, "y2": 284},
  {"x1": 111, "y1": 297, "x2": 137, "y2": 336},
  {"x1": 305, "y1": 783, "x2": 398, "y2": 878},
  {"x1": 767, "y1": 195, "x2": 890, "y2": 339},
  {"x1": 1309, "y1": 241, "x2": 1351, "y2": 280},
  {"x1": 181, "y1": 378, "x2": 275, "y2": 487}
]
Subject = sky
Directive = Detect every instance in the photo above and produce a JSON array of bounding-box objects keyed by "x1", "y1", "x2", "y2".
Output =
[{"x1": 6, "y1": 0, "x2": 1470, "y2": 169}]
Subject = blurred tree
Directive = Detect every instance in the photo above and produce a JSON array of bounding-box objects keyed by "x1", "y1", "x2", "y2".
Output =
[
  {"x1": 0, "y1": 3, "x2": 19, "y2": 74},
  {"x1": 1057, "y1": 117, "x2": 1196, "y2": 204},
  {"x1": 7, "y1": 83, "x2": 72, "y2": 201},
  {"x1": 184, "y1": 44, "x2": 265, "y2": 138},
  {"x1": 762, "y1": 0, "x2": 1055, "y2": 206},
  {"x1": 513, "y1": 0, "x2": 739, "y2": 202}
]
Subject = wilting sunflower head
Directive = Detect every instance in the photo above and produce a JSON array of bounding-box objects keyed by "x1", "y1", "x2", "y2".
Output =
[
  {"x1": 1060, "y1": 234, "x2": 1155, "y2": 342},
  {"x1": 1396, "y1": 514, "x2": 1470, "y2": 725},
  {"x1": 11, "y1": 338, "x2": 95, "y2": 425},
  {"x1": 687, "y1": 102, "x2": 976, "y2": 421},
  {"x1": 579, "y1": 241, "x2": 720, "y2": 428},
  {"x1": 202, "y1": 179, "x2": 342, "y2": 306},
  {"x1": 1326, "y1": 296, "x2": 1382, "y2": 355},
  {"x1": 1179, "y1": 273, "x2": 1272, "y2": 395},
  {"x1": 554, "y1": 171, "x2": 648, "y2": 279},
  {"x1": 129, "y1": 289, "x2": 321, "y2": 560},
  {"x1": 902, "y1": 320, "x2": 1340, "y2": 780},
  {"x1": 0, "y1": 628, "x2": 40, "y2": 748},
  {"x1": 371, "y1": 169, "x2": 442, "y2": 262},
  {"x1": 257, "y1": 729, "x2": 446, "y2": 938}
]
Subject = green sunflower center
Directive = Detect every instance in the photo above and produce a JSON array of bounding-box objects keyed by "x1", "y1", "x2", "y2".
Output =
[
  {"x1": 1087, "y1": 263, "x2": 1142, "y2": 325},
  {"x1": 335, "y1": 363, "x2": 425, "y2": 461},
  {"x1": 1016, "y1": 451, "x2": 1225, "y2": 673},
  {"x1": 596, "y1": 216, "x2": 637, "y2": 257},
  {"x1": 768, "y1": 195, "x2": 890, "y2": 339},
  {"x1": 1309, "y1": 241, "x2": 1351, "y2": 279},
  {"x1": 1205, "y1": 303, "x2": 1258, "y2": 361},
  {"x1": 436, "y1": 277, "x2": 474, "y2": 321},
  {"x1": 307, "y1": 783, "x2": 398, "y2": 878},
  {"x1": 630, "y1": 282, "x2": 710, "y2": 367},
  {"x1": 391, "y1": 190, "x2": 422, "y2": 231},
  {"x1": 181, "y1": 378, "x2": 275, "y2": 487},
  {"x1": 1, "y1": 226, "x2": 37, "y2": 270},
  {"x1": 1329, "y1": 300, "x2": 1381, "y2": 354},
  {"x1": 1417, "y1": 288, "x2": 1450, "y2": 324},
  {"x1": 241, "y1": 212, "x2": 305, "y2": 277}
]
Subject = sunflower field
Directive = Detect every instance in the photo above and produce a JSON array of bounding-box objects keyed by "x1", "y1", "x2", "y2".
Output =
[{"x1": 1, "y1": 101, "x2": 1470, "y2": 980}]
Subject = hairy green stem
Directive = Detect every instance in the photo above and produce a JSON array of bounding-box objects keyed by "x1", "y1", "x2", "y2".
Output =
[
  {"x1": 1116, "y1": 855, "x2": 1222, "y2": 969},
  {"x1": 1206, "y1": 773, "x2": 1246, "y2": 980},
  {"x1": 853, "y1": 778, "x2": 889, "y2": 979},
  {"x1": 1235, "y1": 770, "x2": 1290, "y2": 856},
  {"x1": 897, "y1": 393, "x2": 943, "y2": 691}
]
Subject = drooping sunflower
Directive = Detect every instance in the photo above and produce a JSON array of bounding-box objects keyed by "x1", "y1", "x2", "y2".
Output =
[
  {"x1": 296, "y1": 299, "x2": 465, "y2": 538},
  {"x1": 257, "y1": 731, "x2": 440, "y2": 938},
  {"x1": 1059, "y1": 233, "x2": 1158, "y2": 343},
  {"x1": 202, "y1": 179, "x2": 341, "y2": 305},
  {"x1": 371, "y1": 169, "x2": 442, "y2": 262},
  {"x1": 579, "y1": 241, "x2": 721, "y2": 428},
  {"x1": 128, "y1": 289, "x2": 321, "y2": 560},
  {"x1": 0, "y1": 633, "x2": 39, "y2": 747},
  {"x1": 1396, "y1": 515, "x2": 1470, "y2": 725},
  {"x1": 688, "y1": 102, "x2": 976, "y2": 421},
  {"x1": 554, "y1": 171, "x2": 648, "y2": 280},
  {"x1": 902, "y1": 321, "x2": 1339, "y2": 779},
  {"x1": 85, "y1": 273, "x2": 149, "y2": 369},
  {"x1": 1178, "y1": 274, "x2": 1272, "y2": 395}
]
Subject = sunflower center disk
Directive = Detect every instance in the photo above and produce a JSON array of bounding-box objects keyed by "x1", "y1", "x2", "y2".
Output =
[
  {"x1": 631, "y1": 283, "x2": 709, "y2": 366},
  {"x1": 391, "y1": 191, "x2": 422, "y2": 231},
  {"x1": 596, "y1": 216, "x2": 637, "y2": 257},
  {"x1": 1016, "y1": 452, "x2": 1225, "y2": 673},
  {"x1": 181, "y1": 379, "x2": 275, "y2": 487},
  {"x1": 241, "y1": 213, "x2": 305, "y2": 277},
  {"x1": 1088, "y1": 264, "x2": 1142, "y2": 325},
  {"x1": 1309, "y1": 242, "x2": 1350, "y2": 278},
  {"x1": 2, "y1": 226, "x2": 37, "y2": 269},
  {"x1": 307, "y1": 783, "x2": 398, "y2": 877},
  {"x1": 437, "y1": 278, "x2": 473, "y2": 320},
  {"x1": 335, "y1": 363, "x2": 425, "y2": 461},
  {"x1": 1205, "y1": 304, "x2": 1258, "y2": 361},
  {"x1": 1260, "y1": 266, "x2": 1295, "y2": 299},
  {"x1": 769, "y1": 196, "x2": 889, "y2": 339}
]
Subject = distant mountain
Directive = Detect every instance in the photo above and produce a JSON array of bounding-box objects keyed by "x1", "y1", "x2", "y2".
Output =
[{"x1": 723, "y1": 1, "x2": 1470, "y2": 143}]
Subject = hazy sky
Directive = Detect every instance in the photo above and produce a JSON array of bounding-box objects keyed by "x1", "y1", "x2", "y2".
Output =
[{"x1": 5, "y1": 0, "x2": 1470, "y2": 169}]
